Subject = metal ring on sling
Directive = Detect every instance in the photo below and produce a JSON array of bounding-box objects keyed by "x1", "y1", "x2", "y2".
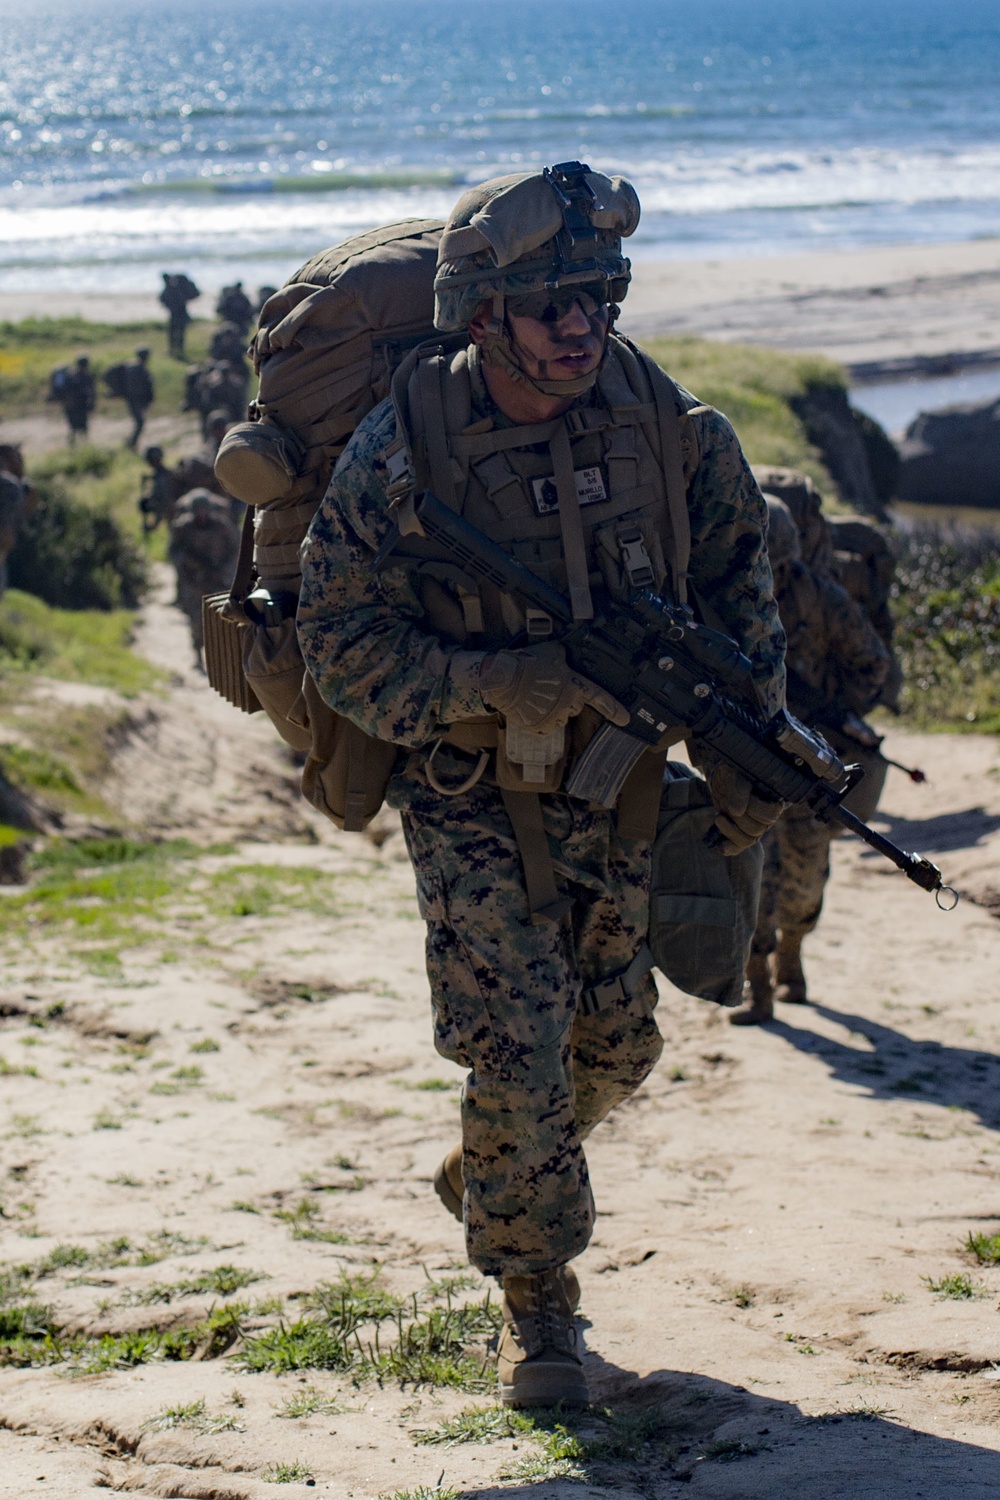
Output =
[{"x1": 424, "y1": 737, "x2": 490, "y2": 797}]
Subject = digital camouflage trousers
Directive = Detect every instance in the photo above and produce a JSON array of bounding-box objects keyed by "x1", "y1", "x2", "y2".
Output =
[
  {"x1": 752, "y1": 804, "x2": 833, "y2": 955},
  {"x1": 398, "y1": 771, "x2": 663, "y2": 1278}
]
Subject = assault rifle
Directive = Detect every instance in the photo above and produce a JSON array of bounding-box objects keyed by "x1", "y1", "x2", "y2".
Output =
[{"x1": 375, "y1": 491, "x2": 956, "y2": 907}]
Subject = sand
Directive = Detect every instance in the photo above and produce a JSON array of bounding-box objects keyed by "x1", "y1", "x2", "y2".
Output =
[
  {"x1": 1, "y1": 569, "x2": 999, "y2": 1498},
  {"x1": 620, "y1": 237, "x2": 1000, "y2": 370},
  {"x1": 4, "y1": 237, "x2": 1000, "y2": 372}
]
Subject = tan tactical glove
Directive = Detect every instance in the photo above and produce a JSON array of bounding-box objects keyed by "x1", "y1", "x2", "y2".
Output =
[
  {"x1": 709, "y1": 763, "x2": 784, "y2": 855},
  {"x1": 479, "y1": 641, "x2": 629, "y2": 735}
]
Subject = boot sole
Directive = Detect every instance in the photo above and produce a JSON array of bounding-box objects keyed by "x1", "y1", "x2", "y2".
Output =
[
  {"x1": 433, "y1": 1155, "x2": 463, "y2": 1222},
  {"x1": 499, "y1": 1369, "x2": 589, "y2": 1408}
]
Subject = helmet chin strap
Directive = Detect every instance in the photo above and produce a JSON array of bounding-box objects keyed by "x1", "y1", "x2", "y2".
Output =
[{"x1": 479, "y1": 294, "x2": 608, "y2": 398}]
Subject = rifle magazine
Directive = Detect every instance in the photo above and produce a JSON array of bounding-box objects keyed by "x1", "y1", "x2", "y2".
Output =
[{"x1": 565, "y1": 722, "x2": 648, "y2": 808}]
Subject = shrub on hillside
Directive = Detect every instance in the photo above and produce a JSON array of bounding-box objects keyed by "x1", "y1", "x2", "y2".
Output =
[
  {"x1": 8, "y1": 481, "x2": 148, "y2": 611},
  {"x1": 891, "y1": 524, "x2": 1000, "y2": 731}
]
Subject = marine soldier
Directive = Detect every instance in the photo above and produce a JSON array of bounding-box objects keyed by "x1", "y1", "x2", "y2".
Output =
[
  {"x1": 49, "y1": 355, "x2": 95, "y2": 445},
  {"x1": 160, "y1": 273, "x2": 200, "y2": 360},
  {"x1": 731, "y1": 498, "x2": 889, "y2": 1026},
  {"x1": 297, "y1": 164, "x2": 785, "y2": 1406},
  {"x1": 215, "y1": 282, "x2": 254, "y2": 338},
  {"x1": 182, "y1": 360, "x2": 248, "y2": 437},
  {"x1": 168, "y1": 489, "x2": 240, "y2": 663},
  {"x1": 119, "y1": 347, "x2": 155, "y2": 449}
]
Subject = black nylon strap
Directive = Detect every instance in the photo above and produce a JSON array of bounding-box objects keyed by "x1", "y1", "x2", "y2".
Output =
[{"x1": 229, "y1": 505, "x2": 256, "y2": 604}]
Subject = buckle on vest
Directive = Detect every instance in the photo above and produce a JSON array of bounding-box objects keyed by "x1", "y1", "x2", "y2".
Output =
[
  {"x1": 617, "y1": 526, "x2": 655, "y2": 589},
  {"x1": 525, "y1": 608, "x2": 554, "y2": 638}
]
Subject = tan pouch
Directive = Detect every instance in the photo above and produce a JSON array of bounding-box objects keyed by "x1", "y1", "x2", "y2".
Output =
[
  {"x1": 494, "y1": 722, "x2": 567, "y2": 794},
  {"x1": 299, "y1": 672, "x2": 398, "y2": 831},
  {"x1": 214, "y1": 418, "x2": 306, "y2": 506},
  {"x1": 202, "y1": 592, "x2": 262, "y2": 715},
  {"x1": 241, "y1": 617, "x2": 313, "y2": 754}
]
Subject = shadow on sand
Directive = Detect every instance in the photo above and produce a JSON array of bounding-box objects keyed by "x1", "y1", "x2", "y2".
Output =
[
  {"x1": 868, "y1": 803, "x2": 1000, "y2": 856},
  {"x1": 766, "y1": 1002, "x2": 1000, "y2": 1132},
  {"x1": 457, "y1": 1355, "x2": 1000, "y2": 1498}
]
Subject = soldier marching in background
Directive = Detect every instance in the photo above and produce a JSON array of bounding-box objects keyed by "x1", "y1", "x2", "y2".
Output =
[
  {"x1": 160, "y1": 272, "x2": 200, "y2": 360},
  {"x1": 140, "y1": 443, "x2": 232, "y2": 533},
  {"x1": 215, "y1": 282, "x2": 254, "y2": 338},
  {"x1": 48, "y1": 355, "x2": 95, "y2": 446},
  {"x1": 167, "y1": 489, "x2": 240, "y2": 665},
  {"x1": 731, "y1": 497, "x2": 890, "y2": 1026},
  {"x1": 104, "y1": 346, "x2": 155, "y2": 449}
]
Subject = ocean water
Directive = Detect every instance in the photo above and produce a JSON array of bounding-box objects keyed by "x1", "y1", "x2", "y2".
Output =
[{"x1": 0, "y1": 0, "x2": 999, "y2": 297}]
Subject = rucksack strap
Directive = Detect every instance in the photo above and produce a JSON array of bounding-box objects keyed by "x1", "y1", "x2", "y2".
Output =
[
  {"x1": 418, "y1": 350, "x2": 458, "y2": 507},
  {"x1": 499, "y1": 787, "x2": 572, "y2": 925},
  {"x1": 229, "y1": 506, "x2": 256, "y2": 604},
  {"x1": 550, "y1": 420, "x2": 594, "y2": 621}
]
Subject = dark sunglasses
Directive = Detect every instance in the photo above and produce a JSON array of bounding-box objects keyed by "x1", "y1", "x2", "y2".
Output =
[{"x1": 506, "y1": 279, "x2": 616, "y2": 324}]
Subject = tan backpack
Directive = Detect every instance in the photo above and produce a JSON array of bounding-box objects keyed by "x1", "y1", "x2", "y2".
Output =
[{"x1": 204, "y1": 219, "x2": 443, "y2": 829}]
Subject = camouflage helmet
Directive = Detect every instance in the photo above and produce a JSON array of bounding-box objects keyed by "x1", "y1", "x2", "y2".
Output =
[
  {"x1": 763, "y1": 496, "x2": 802, "y2": 569},
  {"x1": 434, "y1": 161, "x2": 640, "y2": 332},
  {"x1": 755, "y1": 465, "x2": 832, "y2": 572}
]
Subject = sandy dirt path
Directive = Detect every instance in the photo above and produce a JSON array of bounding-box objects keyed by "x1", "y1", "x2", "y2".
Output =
[{"x1": 1, "y1": 575, "x2": 1000, "y2": 1499}]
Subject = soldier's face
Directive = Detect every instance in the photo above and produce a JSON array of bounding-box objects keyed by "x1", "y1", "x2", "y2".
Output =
[{"x1": 505, "y1": 298, "x2": 609, "y2": 384}]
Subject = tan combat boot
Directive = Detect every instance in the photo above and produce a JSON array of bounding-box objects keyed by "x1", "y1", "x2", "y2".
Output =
[
  {"x1": 433, "y1": 1143, "x2": 465, "y2": 1221},
  {"x1": 729, "y1": 951, "x2": 774, "y2": 1026},
  {"x1": 774, "y1": 934, "x2": 807, "y2": 1004},
  {"x1": 498, "y1": 1269, "x2": 588, "y2": 1408},
  {"x1": 433, "y1": 1146, "x2": 581, "y2": 1311}
]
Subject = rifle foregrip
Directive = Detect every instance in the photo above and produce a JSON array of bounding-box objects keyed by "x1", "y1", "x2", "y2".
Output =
[{"x1": 564, "y1": 723, "x2": 648, "y2": 808}]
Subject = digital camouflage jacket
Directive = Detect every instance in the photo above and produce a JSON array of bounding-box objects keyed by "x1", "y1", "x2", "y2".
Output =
[{"x1": 297, "y1": 370, "x2": 786, "y2": 780}]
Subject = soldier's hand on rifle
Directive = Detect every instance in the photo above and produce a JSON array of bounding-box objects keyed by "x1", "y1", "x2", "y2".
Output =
[
  {"x1": 480, "y1": 641, "x2": 629, "y2": 736},
  {"x1": 708, "y1": 763, "x2": 784, "y2": 855}
]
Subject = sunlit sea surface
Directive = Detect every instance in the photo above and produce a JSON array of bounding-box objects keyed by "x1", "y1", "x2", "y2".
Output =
[{"x1": 1, "y1": 0, "x2": 999, "y2": 297}]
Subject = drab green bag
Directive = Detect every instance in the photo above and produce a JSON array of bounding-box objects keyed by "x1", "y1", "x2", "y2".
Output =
[{"x1": 649, "y1": 761, "x2": 763, "y2": 1008}]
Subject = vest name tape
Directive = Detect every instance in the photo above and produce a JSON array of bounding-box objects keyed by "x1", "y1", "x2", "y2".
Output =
[{"x1": 531, "y1": 465, "x2": 607, "y2": 516}]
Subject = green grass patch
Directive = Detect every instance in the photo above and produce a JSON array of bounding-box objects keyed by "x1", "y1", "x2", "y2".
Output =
[
  {"x1": 643, "y1": 336, "x2": 842, "y2": 493},
  {"x1": 262, "y1": 1462, "x2": 314, "y2": 1485},
  {"x1": 5, "y1": 837, "x2": 200, "y2": 945},
  {"x1": 0, "y1": 590, "x2": 159, "y2": 695},
  {"x1": 31, "y1": 836, "x2": 195, "y2": 873},
  {"x1": 274, "y1": 1384, "x2": 344, "y2": 1419},
  {"x1": 239, "y1": 1268, "x2": 499, "y2": 1392},
  {"x1": 379, "y1": 1489, "x2": 459, "y2": 1500},
  {"x1": 0, "y1": 316, "x2": 211, "y2": 416},
  {"x1": 0, "y1": 1055, "x2": 39, "y2": 1078},
  {"x1": 206, "y1": 863, "x2": 350, "y2": 921},
  {"x1": 890, "y1": 525, "x2": 1000, "y2": 732},
  {"x1": 141, "y1": 1396, "x2": 244, "y2": 1434},
  {"x1": 924, "y1": 1272, "x2": 987, "y2": 1300},
  {"x1": 413, "y1": 1404, "x2": 537, "y2": 1446},
  {"x1": 274, "y1": 1198, "x2": 352, "y2": 1244},
  {"x1": 699, "y1": 1437, "x2": 766, "y2": 1462},
  {"x1": 966, "y1": 1231, "x2": 1000, "y2": 1265},
  {"x1": 123, "y1": 1264, "x2": 266, "y2": 1305}
]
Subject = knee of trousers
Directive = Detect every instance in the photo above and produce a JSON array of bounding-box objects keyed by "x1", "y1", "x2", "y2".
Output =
[
  {"x1": 572, "y1": 982, "x2": 664, "y2": 1134},
  {"x1": 461, "y1": 1026, "x2": 573, "y2": 1115}
]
